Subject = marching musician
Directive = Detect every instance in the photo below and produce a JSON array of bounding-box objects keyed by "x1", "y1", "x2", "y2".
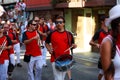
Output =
[
  {"x1": 0, "y1": 24, "x2": 12, "y2": 80},
  {"x1": 45, "y1": 16, "x2": 77, "y2": 80},
  {"x1": 3, "y1": 23, "x2": 16, "y2": 79},
  {"x1": 22, "y1": 20, "x2": 43, "y2": 80},
  {"x1": 37, "y1": 17, "x2": 49, "y2": 67},
  {"x1": 9, "y1": 21, "x2": 22, "y2": 67}
]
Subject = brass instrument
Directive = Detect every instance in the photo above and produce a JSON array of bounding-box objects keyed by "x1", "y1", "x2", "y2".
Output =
[
  {"x1": 36, "y1": 31, "x2": 43, "y2": 48},
  {"x1": 0, "y1": 38, "x2": 7, "y2": 55}
]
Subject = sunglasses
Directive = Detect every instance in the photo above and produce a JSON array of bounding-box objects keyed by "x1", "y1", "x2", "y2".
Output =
[
  {"x1": 55, "y1": 21, "x2": 64, "y2": 24},
  {"x1": 32, "y1": 24, "x2": 37, "y2": 26},
  {"x1": 34, "y1": 20, "x2": 39, "y2": 22}
]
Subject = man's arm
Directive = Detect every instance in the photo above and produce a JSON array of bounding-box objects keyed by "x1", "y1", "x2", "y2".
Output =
[
  {"x1": 89, "y1": 30, "x2": 100, "y2": 48},
  {"x1": 69, "y1": 32, "x2": 77, "y2": 49},
  {"x1": 89, "y1": 39, "x2": 100, "y2": 48},
  {"x1": 45, "y1": 32, "x2": 53, "y2": 54},
  {"x1": 45, "y1": 43, "x2": 53, "y2": 54}
]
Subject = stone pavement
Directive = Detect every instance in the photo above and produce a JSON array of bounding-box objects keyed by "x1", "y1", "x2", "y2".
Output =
[
  {"x1": 73, "y1": 52, "x2": 100, "y2": 63},
  {"x1": 13, "y1": 50, "x2": 99, "y2": 80},
  {"x1": 10, "y1": 46, "x2": 99, "y2": 80}
]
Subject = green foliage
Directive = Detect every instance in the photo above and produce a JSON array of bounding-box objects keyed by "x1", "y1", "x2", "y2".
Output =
[{"x1": 51, "y1": 0, "x2": 70, "y2": 7}]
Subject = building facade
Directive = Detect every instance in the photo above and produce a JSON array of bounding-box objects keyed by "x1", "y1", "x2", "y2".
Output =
[{"x1": 25, "y1": 0, "x2": 116, "y2": 52}]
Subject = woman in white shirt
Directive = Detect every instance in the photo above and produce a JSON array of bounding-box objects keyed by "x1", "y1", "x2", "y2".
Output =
[{"x1": 100, "y1": 5, "x2": 120, "y2": 80}]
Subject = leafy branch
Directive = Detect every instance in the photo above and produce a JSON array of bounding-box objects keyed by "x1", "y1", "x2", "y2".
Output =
[{"x1": 51, "y1": 0, "x2": 70, "y2": 7}]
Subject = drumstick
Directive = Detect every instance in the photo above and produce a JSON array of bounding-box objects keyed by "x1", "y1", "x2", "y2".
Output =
[{"x1": 64, "y1": 46, "x2": 73, "y2": 52}]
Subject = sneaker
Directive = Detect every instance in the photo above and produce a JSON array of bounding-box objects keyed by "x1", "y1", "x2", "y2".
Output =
[{"x1": 16, "y1": 63, "x2": 22, "y2": 67}]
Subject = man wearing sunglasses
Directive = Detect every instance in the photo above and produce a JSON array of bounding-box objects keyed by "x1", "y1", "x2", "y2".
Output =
[
  {"x1": 45, "y1": 16, "x2": 77, "y2": 80},
  {"x1": 22, "y1": 20, "x2": 43, "y2": 80}
]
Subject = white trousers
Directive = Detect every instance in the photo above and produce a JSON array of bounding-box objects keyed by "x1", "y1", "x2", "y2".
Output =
[
  {"x1": 99, "y1": 69, "x2": 104, "y2": 75},
  {"x1": 28, "y1": 56, "x2": 43, "y2": 80},
  {"x1": 0, "y1": 60, "x2": 9, "y2": 80},
  {"x1": 14, "y1": 43, "x2": 21, "y2": 64},
  {"x1": 9, "y1": 54, "x2": 15, "y2": 66},
  {"x1": 41, "y1": 41, "x2": 47, "y2": 65},
  {"x1": 52, "y1": 62, "x2": 67, "y2": 80}
]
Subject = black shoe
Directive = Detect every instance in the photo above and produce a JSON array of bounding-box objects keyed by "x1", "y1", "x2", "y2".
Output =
[
  {"x1": 8, "y1": 74, "x2": 13, "y2": 80},
  {"x1": 41, "y1": 46, "x2": 44, "y2": 49},
  {"x1": 43, "y1": 64, "x2": 48, "y2": 67},
  {"x1": 17, "y1": 63, "x2": 22, "y2": 67}
]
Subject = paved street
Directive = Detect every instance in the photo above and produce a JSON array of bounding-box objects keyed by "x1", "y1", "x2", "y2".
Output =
[{"x1": 11, "y1": 47, "x2": 99, "y2": 80}]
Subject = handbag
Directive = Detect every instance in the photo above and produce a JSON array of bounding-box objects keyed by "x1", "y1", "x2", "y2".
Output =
[
  {"x1": 23, "y1": 55, "x2": 31, "y2": 63},
  {"x1": 98, "y1": 58, "x2": 102, "y2": 69}
]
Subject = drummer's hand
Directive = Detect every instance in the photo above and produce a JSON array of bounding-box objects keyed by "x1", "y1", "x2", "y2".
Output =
[
  {"x1": 72, "y1": 44, "x2": 77, "y2": 49},
  {"x1": 32, "y1": 35, "x2": 39, "y2": 40}
]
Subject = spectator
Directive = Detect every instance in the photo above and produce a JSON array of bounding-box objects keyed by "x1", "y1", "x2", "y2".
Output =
[
  {"x1": 89, "y1": 15, "x2": 109, "y2": 80},
  {"x1": 100, "y1": 5, "x2": 120, "y2": 80}
]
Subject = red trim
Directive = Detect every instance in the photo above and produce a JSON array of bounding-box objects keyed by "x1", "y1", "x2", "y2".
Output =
[{"x1": 25, "y1": 0, "x2": 51, "y2": 8}]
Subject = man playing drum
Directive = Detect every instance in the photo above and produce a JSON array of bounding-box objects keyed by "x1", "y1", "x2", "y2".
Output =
[{"x1": 45, "y1": 16, "x2": 77, "y2": 80}]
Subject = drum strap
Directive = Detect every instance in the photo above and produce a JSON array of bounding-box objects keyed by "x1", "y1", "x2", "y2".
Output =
[{"x1": 66, "y1": 31, "x2": 73, "y2": 56}]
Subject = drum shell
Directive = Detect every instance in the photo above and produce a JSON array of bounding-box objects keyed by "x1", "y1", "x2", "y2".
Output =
[{"x1": 55, "y1": 54, "x2": 75, "y2": 72}]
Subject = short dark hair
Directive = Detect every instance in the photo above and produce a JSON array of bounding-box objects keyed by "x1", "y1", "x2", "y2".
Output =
[
  {"x1": 27, "y1": 20, "x2": 34, "y2": 27},
  {"x1": 34, "y1": 16, "x2": 39, "y2": 20},
  {"x1": 100, "y1": 15, "x2": 108, "y2": 21},
  {"x1": 55, "y1": 16, "x2": 65, "y2": 23}
]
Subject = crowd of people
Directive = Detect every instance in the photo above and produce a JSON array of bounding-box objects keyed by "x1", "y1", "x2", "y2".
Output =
[{"x1": 0, "y1": 2, "x2": 77, "y2": 80}]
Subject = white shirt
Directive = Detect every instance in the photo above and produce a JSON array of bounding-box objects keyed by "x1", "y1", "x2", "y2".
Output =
[{"x1": 101, "y1": 35, "x2": 120, "y2": 80}]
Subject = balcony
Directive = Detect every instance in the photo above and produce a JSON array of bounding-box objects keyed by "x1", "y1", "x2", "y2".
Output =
[
  {"x1": 84, "y1": 0, "x2": 116, "y2": 7},
  {"x1": 52, "y1": 0, "x2": 116, "y2": 8},
  {"x1": 52, "y1": 0, "x2": 83, "y2": 8}
]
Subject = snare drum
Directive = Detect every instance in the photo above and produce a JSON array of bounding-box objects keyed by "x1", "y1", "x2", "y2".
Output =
[{"x1": 55, "y1": 54, "x2": 75, "y2": 72}]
